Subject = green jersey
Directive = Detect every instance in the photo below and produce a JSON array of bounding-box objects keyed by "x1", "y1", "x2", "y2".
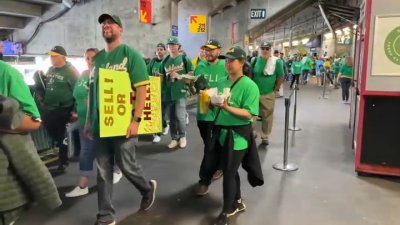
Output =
[
  {"x1": 0, "y1": 61, "x2": 40, "y2": 119},
  {"x1": 90, "y1": 44, "x2": 150, "y2": 137},
  {"x1": 194, "y1": 60, "x2": 228, "y2": 121},
  {"x1": 215, "y1": 76, "x2": 259, "y2": 150},
  {"x1": 43, "y1": 62, "x2": 78, "y2": 110},
  {"x1": 340, "y1": 65, "x2": 353, "y2": 78},
  {"x1": 301, "y1": 57, "x2": 312, "y2": 70},
  {"x1": 252, "y1": 56, "x2": 284, "y2": 95},
  {"x1": 73, "y1": 71, "x2": 89, "y2": 127},
  {"x1": 291, "y1": 61, "x2": 302, "y2": 75},
  {"x1": 147, "y1": 58, "x2": 163, "y2": 76},
  {"x1": 160, "y1": 54, "x2": 194, "y2": 101}
]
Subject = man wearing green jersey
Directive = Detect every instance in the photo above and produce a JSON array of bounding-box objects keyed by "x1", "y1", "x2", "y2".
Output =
[
  {"x1": 42, "y1": 45, "x2": 78, "y2": 171},
  {"x1": 251, "y1": 42, "x2": 284, "y2": 146},
  {"x1": 148, "y1": 43, "x2": 168, "y2": 143},
  {"x1": 301, "y1": 53, "x2": 312, "y2": 84},
  {"x1": 160, "y1": 36, "x2": 194, "y2": 149},
  {"x1": 85, "y1": 14, "x2": 157, "y2": 225},
  {"x1": 193, "y1": 39, "x2": 227, "y2": 196}
]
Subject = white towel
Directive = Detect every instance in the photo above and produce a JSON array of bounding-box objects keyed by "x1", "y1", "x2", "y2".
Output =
[{"x1": 263, "y1": 56, "x2": 278, "y2": 76}]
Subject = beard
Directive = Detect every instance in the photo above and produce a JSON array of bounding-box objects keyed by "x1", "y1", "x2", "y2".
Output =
[
  {"x1": 103, "y1": 31, "x2": 117, "y2": 44},
  {"x1": 207, "y1": 55, "x2": 218, "y2": 63}
]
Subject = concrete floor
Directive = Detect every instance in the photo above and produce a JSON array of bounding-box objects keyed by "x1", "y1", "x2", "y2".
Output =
[{"x1": 17, "y1": 83, "x2": 400, "y2": 225}]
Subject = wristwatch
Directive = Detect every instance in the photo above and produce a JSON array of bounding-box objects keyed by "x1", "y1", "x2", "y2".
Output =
[{"x1": 132, "y1": 116, "x2": 142, "y2": 123}]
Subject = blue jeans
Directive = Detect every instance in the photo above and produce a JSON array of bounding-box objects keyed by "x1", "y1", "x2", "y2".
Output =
[
  {"x1": 166, "y1": 98, "x2": 186, "y2": 140},
  {"x1": 302, "y1": 69, "x2": 310, "y2": 81},
  {"x1": 78, "y1": 127, "x2": 95, "y2": 177}
]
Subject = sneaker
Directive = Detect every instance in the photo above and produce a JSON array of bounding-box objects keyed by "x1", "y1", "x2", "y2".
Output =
[
  {"x1": 212, "y1": 170, "x2": 223, "y2": 181},
  {"x1": 345, "y1": 100, "x2": 350, "y2": 104},
  {"x1": 214, "y1": 213, "x2": 229, "y2": 225},
  {"x1": 168, "y1": 140, "x2": 179, "y2": 149},
  {"x1": 56, "y1": 163, "x2": 68, "y2": 172},
  {"x1": 162, "y1": 125, "x2": 169, "y2": 135},
  {"x1": 94, "y1": 220, "x2": 116, "y2": 225},
  {"x1": 232, "y1": 198, "x2": 246, "y2": 214},
  {"x1": 152, "y1": 135, "x2": 161, "y2": 143},
  {"x1": 65, "y1": 186, "x2": 89, "y2": 198},
  {"x1": 195, "y1": 184, "x2": 209, "y2": 196},
  {"x1": 140, "y1": 180, "x2": 157, "y2": 211},
  {"x1": 185, "y1": 113, "x2": 189, "y2": 125},
  {"x1": 113, "y1": 171, "x2": 123, "y2": 184},
  {"x1": 179, "y1": 137, "x2": 187, "y2": 148}
]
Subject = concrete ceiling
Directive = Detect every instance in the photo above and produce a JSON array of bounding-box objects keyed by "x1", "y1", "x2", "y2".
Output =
[{"x1": 0, "y1": 0, "x2": 62, "y2": 40}]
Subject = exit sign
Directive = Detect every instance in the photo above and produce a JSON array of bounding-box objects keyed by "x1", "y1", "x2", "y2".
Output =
[{"x1": 250, "y1": 9, "x2": 266, "y2": 19}]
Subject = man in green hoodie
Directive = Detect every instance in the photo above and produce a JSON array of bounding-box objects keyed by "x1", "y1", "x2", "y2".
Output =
[{"x1": 42, "y1": 46, "x2": 78, "y2": 171}]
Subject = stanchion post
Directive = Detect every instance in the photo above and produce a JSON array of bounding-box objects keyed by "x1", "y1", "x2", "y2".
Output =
[
  {"x1": 273, "y1": 98, "x2": 299, "y2": 172},
  {"x1": 289, "y1": 83, "x2": 301, "y2": 131},
  {"x1": 320, "y1": 72, "x2": 329, "y2": 99}
]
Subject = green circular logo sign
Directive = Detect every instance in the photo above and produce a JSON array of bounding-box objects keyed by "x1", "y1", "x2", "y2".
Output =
[{"x1": 384, "y1": 26, "x2": 400, "y2": 65}]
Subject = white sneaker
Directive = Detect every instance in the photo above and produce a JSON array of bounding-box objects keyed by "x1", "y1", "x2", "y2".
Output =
[
  {"x1": 162, "y1": 125, "x2": 169, "y2": 135},
  {"x1": 113, "y1": 172, "x2": 123, "y2": 184},
  {"x1": 153, "y1": 135, "x2": 161, "y2": 143},
  {"x1": 185, "y1": 113, "x2": 189, "y2": 125},
  {"x1": 168, "y1": 140, "x2": 179, "y2": 149},
  {"x1": 179, "y1": 137, "x2": 187, "y2": 148},
  {"x1": 65, "y1": 186, "x2": 88, "y2": 198}
]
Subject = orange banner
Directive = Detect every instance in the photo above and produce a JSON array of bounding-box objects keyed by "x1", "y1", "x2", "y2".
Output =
[{"x1": 139, "y1": 0, "x2": 152, "y2": 24}]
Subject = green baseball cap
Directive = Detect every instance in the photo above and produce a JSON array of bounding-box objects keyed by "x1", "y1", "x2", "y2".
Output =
[
  {"x1": 202, "y1": 39, "x2": 221, "y2": 49},
  {"x1": 218, "y1": 46, "x2": 246, "y2": 60},
  {"x1": 260, "y1": 41, "x2": 272, "y2": 48},
  {"x1": 98, "y1": 13, "x2": 123, "y2": 28},
  {"x1": 167, "y1": 36, "x2": 180, "y2": 45}
]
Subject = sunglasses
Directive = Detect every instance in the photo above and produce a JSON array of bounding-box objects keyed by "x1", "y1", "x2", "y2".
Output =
[{"x1": 261, "y1": 47, "x2": 270, "y2": 50}]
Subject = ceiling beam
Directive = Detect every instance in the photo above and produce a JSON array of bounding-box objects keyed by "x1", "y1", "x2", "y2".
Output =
[
  {"x1": 0, "y1": 0, "x2": 42, "y2": 18},
  {"x1": 16, "y1": 0, "x2": 63, "y2": 4},
  {"x1": 0, "y1": 16, "x2": 25, "y2": 29}
]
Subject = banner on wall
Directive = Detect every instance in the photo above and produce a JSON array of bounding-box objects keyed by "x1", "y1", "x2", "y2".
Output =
[
  {"x1": 189, "y1": 15, "x2": 207, "y2": 33},
  {"x1": 139, "y1": 0, "x2": 152, "y2": 24},
  {"x1": 99, "y1": 69, "x2": 162, "y2": 137},
  {"x1": 371, "y1": 16, "x2": 400, "y2": 76}
]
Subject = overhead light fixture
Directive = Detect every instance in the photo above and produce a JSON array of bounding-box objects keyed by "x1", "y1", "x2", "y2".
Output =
[
  {"x1": 255, "y1": 45, "x2": 259, "y2": 49},
  {"x1": 292, "y1": 40, "x2": 299, "y2": 46},
  {"x1": 249, "y1": 46, "x2": 253, "y2": 50},
  {"x1": 283, "y1": 42, "x2": 290, "y2": 47},
  {"x1": 335, "y1": 30, "x2": 342, "y2": 35},
  {"x1": 343, "y1": 27, "x2": 351, "y2": 32},
  {"x1": 353, "y1": 24, "x2": 358, "y2": 29},
  {"x1": 301, "y1": 38, "x2": 309, "y2": 44}
]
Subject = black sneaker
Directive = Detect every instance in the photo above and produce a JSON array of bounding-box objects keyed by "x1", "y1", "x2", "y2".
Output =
[
  {"x1": 140, "y1": 180, "x2": 157, "y2": 211},
  {"x1": 94, "y1": 220, "x2": 116, "y2": 225},
  {"x1": 214, "y1": 213, "x2": 229, "y2": 225},
  {"x1": 261, "y1": 140, "x2": 269, "y2": 146},
  {"x1": 232, "y1": 198, "x2": 246, "y2": 214},
  {"x1": 195, "y1": 184, "x2": 209, "y2": 196}
]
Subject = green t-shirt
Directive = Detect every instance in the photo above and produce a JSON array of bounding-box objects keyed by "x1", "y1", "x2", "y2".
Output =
[
  {"x1": 340, "y1": 65, "x2": 353, "y2": 78},
  {"x1": 194, "y1": 60, "x2": 228, "y2": 121},
  {"x1": 0, "y1": 61, "x2": 40, "y2": 119},
  {"x1": 90, "y1": 44, "x2": 150, "y2": 137},
  {"x1": 215, "y1": 76, "x2": 259, "y2": 150},
  {"x1": 291, "y1": 61, "x2": 302, "y2": 75},
  {"x1": 252, "y1": 56, "x2": 284, "y2": 95},
  {"x1": 73, "y1": 72, "x2": 89, "y2": 127},
  {"x1": 44, "y1": 62, "x2": 78, "y2": 110},
  {"x1": 147, "y1": 58, "x2": 163, "y2": 76},
  {"x1": 160, "y1": 55, "x2": 194, "y2": 101},
  {"x1": 301, "y1": 57, "x2": 312, "y2": 70}
]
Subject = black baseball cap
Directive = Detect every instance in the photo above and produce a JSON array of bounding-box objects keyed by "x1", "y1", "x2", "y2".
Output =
[
  {"x1": 273, "y1": 50, "x2": 279, "y2": 54},
  {"x1": 202, "y1": 39, "x2": 221, "y2": 49},
  {"x1": 218, "y1": 46, "x2": 246, "y2": 60},
  {"x1": 156, "y1": 43, "x2": 166, "y2": 50},
  {"x1": 98, "y1": 14, "x2": 123, "y2": 28},
  {"x1": 48, "y1": 46, "x2": 67, "y2": 56}
]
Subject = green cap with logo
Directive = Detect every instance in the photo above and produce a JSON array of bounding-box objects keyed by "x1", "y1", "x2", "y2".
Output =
[
  {"x1": 48, "y1": 45, "x2": 67, "y2": 56},
  {"x1": 98, "y1": 13, "x2": 123, "y2": 28},
  {"x1": 202, "y1": 39, "x2": 222, "y2": 49},
  {"x1": 167, "y1": 36, "x2": 180, "y2": 45},
  {"x1": 218, "y1": 46, "x2": 246, "y2": 60},
  {"x1": 260, "y1": 41, "x2": 272, "y2": 48}
]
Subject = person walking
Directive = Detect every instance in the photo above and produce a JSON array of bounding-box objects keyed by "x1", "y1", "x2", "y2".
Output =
[{"x1": 337, "y1": 56, "x2": 353, "y2": 104}]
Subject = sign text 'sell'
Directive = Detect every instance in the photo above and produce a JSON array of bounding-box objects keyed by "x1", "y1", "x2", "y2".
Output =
[{"x1": 250, "y1": 9, "x2": 266, "y2": 19}]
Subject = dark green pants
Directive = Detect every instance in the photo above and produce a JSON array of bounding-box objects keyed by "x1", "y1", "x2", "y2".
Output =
[{"x1": 0, "y1": 207, "x2": 24, "y2": 225}]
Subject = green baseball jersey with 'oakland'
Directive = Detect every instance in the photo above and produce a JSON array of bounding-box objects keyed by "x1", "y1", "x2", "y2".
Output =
[
  {"x1": 160, "y1": 55, "x2": 194, "y2": 101},
  {"x1": 44, "y1": 62, "x2": 78, "y2": 110},
  {"x1": 215, "y1": 76, "x2": 259, "y2": 150},
  {"x1": 73, "y1": 71, "x2": 89, "y2": 127},
  {"x1": 194, "y1": 59, "x2": 228, "y2": 121},
  {"x1": 252, "y1": 57, "x2": 284, "y2": 95},
  {"x1": 147, "y1": 58, "x2": 163, "y2": 76},
  {"x1": 89, "y1": 44, "x2": 150, "y2": 137},
  {"x1": 0, "y1": 61, "x2": 40, "y2": 119}
]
